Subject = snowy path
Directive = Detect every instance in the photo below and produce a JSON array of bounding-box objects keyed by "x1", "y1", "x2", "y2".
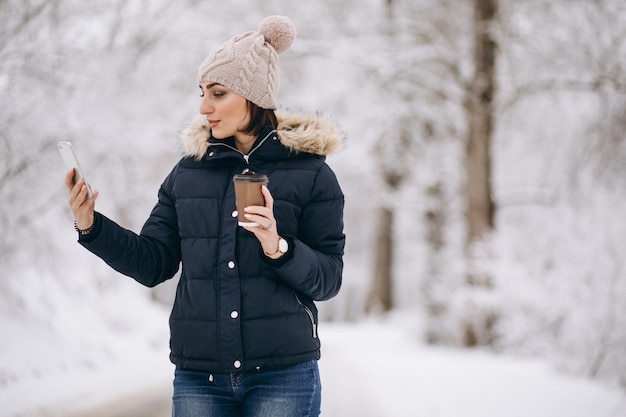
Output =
[
  {"x1": 66, "y1": 386, "x2": 171, "y2": 417},
  {"x1": 320, "y1": 319, "x2": 626, "y2": 417},
  {"x1": 320, "y1": 330, "x2": 387, "y2": 417},
  {"x1": 5, "y1": 316, "x2": 626, "y2": 417}
]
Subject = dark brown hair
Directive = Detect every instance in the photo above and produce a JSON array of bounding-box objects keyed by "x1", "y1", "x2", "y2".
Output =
[{"x1": 239, "y1": 101, "x2": 278, "y2": 136}]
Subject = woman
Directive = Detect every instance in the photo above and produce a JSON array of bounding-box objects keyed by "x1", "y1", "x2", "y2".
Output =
[{"x1": 64, "y1": 16, "x2": 345, "y2": 417}]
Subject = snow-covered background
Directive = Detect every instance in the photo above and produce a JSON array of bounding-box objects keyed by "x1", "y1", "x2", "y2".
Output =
[{"x1": 1, "y1": 0, "x2": 626, "y2": 415}]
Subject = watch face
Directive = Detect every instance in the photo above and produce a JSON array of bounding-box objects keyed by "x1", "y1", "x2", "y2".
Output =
[{"x1": 278, "y1": 238, "x2": 288, "y2": 253}]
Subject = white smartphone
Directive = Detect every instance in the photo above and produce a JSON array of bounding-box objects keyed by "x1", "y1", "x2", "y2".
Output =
[{"x1": 57, "y1": 141, "x2": 93, "y2": 198}]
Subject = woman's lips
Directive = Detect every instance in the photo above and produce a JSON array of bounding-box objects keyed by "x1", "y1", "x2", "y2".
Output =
[{"x1": 208, "y1": 119, "x2": 219, "y2": 128}]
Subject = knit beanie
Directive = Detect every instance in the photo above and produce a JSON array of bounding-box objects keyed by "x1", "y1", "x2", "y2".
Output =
[{"x1": 197, "y1": 16, "x2": 296, "y2": 110}]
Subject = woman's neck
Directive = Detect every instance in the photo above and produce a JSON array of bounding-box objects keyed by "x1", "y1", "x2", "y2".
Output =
[{"x1": 234, "y1": 132, "x2": 257, "y2": 154}]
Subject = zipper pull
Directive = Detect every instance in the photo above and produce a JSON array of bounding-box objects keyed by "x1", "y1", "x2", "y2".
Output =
[{"x1": 243, "y1": 154, "x2": 250, "y2": 164}]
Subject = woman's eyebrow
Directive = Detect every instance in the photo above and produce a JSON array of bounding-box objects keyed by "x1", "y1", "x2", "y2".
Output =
[{"x1": 200, "y1": 82, "x2": 221, "y2": 89}]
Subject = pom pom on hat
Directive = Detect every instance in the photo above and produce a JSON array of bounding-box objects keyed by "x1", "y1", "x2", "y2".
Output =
[{"x1": 258, "y1": 15, "x2": 296, "y2": 54}]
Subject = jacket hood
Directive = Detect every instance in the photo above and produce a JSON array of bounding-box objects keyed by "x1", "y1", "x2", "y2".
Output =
[{"x1": 180, "y1": 111, "x2": 344, "y2": 160}]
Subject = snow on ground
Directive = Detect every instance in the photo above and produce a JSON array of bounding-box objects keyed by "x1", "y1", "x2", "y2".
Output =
[
  {"x1": 0, "y1": 268, "x2": 174, "y2": 417},
  {"x1": 2, "y1": 308, "x2": 625, "y2": 417},
  {"x1": 320, "y1": 315, "x2": 626, "y2": 417}
]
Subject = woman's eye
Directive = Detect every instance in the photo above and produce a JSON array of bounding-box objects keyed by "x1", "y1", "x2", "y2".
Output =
[{"x1": 199, "y1": 88, "x2": 226, "y2": 98}]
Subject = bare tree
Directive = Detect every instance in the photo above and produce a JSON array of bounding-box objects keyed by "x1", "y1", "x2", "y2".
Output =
[
  {"x1": 364, "y1": 0, "x2": 405, "y2": 314},
  {"x1": 464, "y1": 0, "x2": 497, "y2": 250},
  {"x1": 0, "y1": 0, "x2": 185, "y2": 270},
  {"x1": 459, "y1": 0, "x2": 499, "y2": 346},
  {"x1": 365, "y1": 0, "x2": 473, "y2": 315},
  {"x1": 0, "y1": 0, "x2": 66, "y2": 263},
  {"x1": 366, "y1": 206, "x2": 396, "y2": 313}
]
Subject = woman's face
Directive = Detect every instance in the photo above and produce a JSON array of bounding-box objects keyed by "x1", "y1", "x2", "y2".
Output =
[{"x1": 199, "y1": 82, "x2": 250, "y2": 140}]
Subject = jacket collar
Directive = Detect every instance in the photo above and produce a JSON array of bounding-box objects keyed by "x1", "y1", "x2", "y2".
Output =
[{"x1": 180, "y1": 111, "x2": 344, "y2": 161}]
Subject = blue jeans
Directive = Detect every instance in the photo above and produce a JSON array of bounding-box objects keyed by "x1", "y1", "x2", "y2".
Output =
[{"x1": 172, "y1": 360, "x2": 321, "y2": 417}]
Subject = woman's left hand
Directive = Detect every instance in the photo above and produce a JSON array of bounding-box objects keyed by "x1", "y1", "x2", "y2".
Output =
[{"x1": 242, "y1": 185, "x2": 283, "y2": 259}]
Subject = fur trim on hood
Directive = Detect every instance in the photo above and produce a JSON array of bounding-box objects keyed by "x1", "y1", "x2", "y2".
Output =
[{"x1": 180, "y1": 111, "x2": 344, "y2": 160}]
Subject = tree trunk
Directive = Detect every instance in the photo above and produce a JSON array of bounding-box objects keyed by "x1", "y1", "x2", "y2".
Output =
[
  {"x1": 423, "y1": 182, "x2": 448, "y2": 343},
  {"x1": 364, "y1": 0, "x2": 398, "y2": 315},
  {"x1": 461, "y1": 0, "x2": 499, "y2": 346},
  {"x1": 365, "y1": 205, "x2": 394, "y2": 313},
  {"x1": 465, "y1": 0, "x2": 497, "y2": 250}
]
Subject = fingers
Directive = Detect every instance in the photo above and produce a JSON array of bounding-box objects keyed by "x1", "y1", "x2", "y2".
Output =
[
  {"x1": 65, "y1": 168, "x2": 98, "y2": 229},
  {"x1": 243, "y1": 185, "x2": 275, "y2": 227},
  {"x1": 241, "y1": 214, "x2": 278, "y2": 255},
  {"x1": 71, "y1": 185, "x2": 88, "y2": 207},
  {"x1": 242, "y1": 208, "x2": 274, "y2": 231},
  {"x1": 65, "y1": 168, "x2": 88, "y2": 205},
  {"x1": 244, "y1": 185, "x2": 274, "y2": 219},
  {"x1": 64, "y1": 168, "x2": 76, "y2": 191},
  {"x1": 242, "y1": 186, "x2": 276, "y2": 231},
  {"x1": 70, "y1": 186, "x2": 98, "y2": 230},
  {"x1": 261, "y1": 185, "x2": 273, "y2": 208},
  {"x1": 242, "y1": 213, "x2": 273, "y2": 231},
  {"x1": 239, "y1": 185, "x2": 281, "y2": 255}
]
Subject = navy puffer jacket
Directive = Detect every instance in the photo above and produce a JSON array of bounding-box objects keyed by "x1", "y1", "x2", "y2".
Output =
[{"x1": 79, "y1": 111, "x2": 345, "y2": 373}]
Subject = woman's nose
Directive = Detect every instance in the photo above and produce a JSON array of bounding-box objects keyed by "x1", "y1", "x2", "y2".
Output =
[{"x1": 199, "y1": 97, "x2": 213, "y2": 115}]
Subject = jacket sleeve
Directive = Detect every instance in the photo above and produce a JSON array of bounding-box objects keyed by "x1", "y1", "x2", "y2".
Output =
[
  {"x1": 78, "y1": 168, "x2": 181, "y2": 288},
  {"x1": 268, "y1": 163, "x2": 345, "y2": 301}
]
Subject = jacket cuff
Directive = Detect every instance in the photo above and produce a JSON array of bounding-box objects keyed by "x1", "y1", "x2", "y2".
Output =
[{"x1": 77, "y1": 212, "x2": 103, "y2": 243}]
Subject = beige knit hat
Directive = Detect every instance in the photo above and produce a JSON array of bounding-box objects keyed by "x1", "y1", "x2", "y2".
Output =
[{"x1": 198, "y1": 16, "x2": 296, "y2": 110}]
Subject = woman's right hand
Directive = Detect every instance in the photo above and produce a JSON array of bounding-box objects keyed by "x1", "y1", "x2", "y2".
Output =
[{"x1": 64, "y1": 168, "x2": 99, "y2": 230}]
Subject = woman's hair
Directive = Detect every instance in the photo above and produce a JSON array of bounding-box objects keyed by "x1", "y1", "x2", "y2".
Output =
[{"x1": 239, "y1": 101, "x2": 278, "y2": 136}]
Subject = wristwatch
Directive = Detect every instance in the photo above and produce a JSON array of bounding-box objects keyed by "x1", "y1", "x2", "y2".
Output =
[
  {"x1": 265, "y1": 237, "x2": 289, "y2": 258},
  {"x1": 277, "y1": 237, "x2": 289, "y2": 254}
]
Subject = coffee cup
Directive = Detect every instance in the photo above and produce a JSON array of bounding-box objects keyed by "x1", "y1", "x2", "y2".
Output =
[{"x1": 233, "y1": 171, "x2": 268, "y2": 227}]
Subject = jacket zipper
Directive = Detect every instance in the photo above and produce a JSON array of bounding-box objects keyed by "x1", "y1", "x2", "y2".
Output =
[
  {"x1": 294, "y1": 293, "x2": 318, "y2": 339},
  {"x1": 208, "y1": 129, "x2": 276, "y2": 165}
]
